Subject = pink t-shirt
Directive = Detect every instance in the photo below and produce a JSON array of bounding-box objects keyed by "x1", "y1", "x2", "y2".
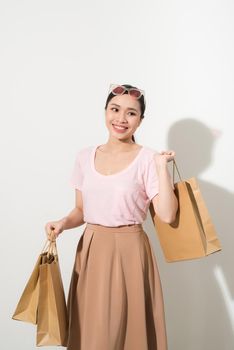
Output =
[{"x1": 70, "y1": 145, "x2": 164, "y2": 227}]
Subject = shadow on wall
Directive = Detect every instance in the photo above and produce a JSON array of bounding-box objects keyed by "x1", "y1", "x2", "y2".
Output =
[{"x1": 144, "y1": 118, "x2": 234, "y2": 350}]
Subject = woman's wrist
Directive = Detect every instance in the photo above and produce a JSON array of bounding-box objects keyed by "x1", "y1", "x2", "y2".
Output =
[
  {"x1": 155, "y1": 159, "x2": 168, "y2": 174},
  {"x1": 60, "y1": 216, "x2": 68, "y2": 230}
]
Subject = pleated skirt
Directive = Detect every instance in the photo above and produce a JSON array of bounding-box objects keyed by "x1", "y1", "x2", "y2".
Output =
[{"x1": 66, "y1": 223, "x2": 168, "y2": 350}]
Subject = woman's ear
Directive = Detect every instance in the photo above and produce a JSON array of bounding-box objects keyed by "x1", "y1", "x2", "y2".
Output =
[{"x1": 138, "y1": 117, "x2": 143, "y2": 126}]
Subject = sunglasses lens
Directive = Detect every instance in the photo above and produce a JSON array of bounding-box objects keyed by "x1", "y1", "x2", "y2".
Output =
[
  {"x1": 129, "y1": 89, "x2": 142, "y2": 99},
  {"x1": 112, "y1": 86, "x2": 125, "y2": 95}
]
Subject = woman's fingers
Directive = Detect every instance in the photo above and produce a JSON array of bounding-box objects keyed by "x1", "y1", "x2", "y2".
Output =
[
  {"x1": 45, "y1": 220, "x2": 65, "y2": 241},
  {"x1": 160, "y1": 150, "x2": 176, "y2": 156},
  {"x1": 45, "y1": 223, "x2": 56, "y2": 241},
  {"x1": 159, "y1": 150, "x2": 176, "y2": 162}
]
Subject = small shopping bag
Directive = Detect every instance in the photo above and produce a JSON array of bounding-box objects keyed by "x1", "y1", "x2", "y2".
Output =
[
  {"x1": 149, "y1": 159, "x2": 222, "y2": 262},
  {"x1": 12, "y1": 241, "x2": 51, "y2": 324},
  {"x1": 36, "y1": 240, "x2": 68, "y2": 347}
]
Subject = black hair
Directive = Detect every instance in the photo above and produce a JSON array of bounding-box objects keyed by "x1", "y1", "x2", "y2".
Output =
[{"x1": 104, "y1": 84, "x2": 145, "y2": 143}]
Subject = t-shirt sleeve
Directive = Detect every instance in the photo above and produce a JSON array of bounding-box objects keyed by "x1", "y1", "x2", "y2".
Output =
[
  {"x1": 70, "y1": 152, "x2": 83, "y2": 190},
  {"x1": 143, "y1": 156, "x2": 159, "y2": 201}
]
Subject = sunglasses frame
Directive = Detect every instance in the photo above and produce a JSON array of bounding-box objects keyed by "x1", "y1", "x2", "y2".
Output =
[{"x1": 109, "y1": 84, "x2": 145, "y2": 100}]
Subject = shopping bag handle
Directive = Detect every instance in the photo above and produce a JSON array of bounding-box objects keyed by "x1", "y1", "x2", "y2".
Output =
[
  {"x1": 172, "y1": 158, "x2": 183, "y2": 183},
  {"x1": 41, "y1": 239, "x2": 58, "y2": 258}
]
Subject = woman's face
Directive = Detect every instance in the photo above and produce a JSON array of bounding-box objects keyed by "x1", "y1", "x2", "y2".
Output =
[{"x1": 105, "y1": 94, "x2": 142, "y2": 142}]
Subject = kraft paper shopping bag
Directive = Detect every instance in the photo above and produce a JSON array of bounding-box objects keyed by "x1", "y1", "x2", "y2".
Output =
[{"x1": 149, "y1": 159, "x2": 222, "y2": 262}]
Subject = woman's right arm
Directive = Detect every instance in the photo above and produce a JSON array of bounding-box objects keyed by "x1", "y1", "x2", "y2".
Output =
[{"x1": 45, "y1": 189, "x2": 85, "y2": 240}]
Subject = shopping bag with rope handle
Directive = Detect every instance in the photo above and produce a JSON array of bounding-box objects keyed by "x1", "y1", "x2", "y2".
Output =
[{"x1": 149, "y1": 158, "x2": 222, "y2": 262}]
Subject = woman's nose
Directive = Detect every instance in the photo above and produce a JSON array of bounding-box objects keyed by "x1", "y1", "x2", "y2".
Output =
[{"x1": 117, "y1": 113, "x2": 127, "y2": 122}]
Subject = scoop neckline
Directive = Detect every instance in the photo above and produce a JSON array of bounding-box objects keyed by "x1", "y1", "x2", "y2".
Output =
[{"x1": 91, "y1": 144, "x2": 145, "y2": 177}]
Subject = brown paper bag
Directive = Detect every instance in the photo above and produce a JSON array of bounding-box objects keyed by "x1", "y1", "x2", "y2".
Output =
[
  {"x1": 12, "y1": 241, "x2": 51, "y2": 324},
  {"x1": 149, "y1": 159, "x2": 222, "y2": 262},
  {"x1": 36, "y1": 241, "x2": 68, "y2": 347}
]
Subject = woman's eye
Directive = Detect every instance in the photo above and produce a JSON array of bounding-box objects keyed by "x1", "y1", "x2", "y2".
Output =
[{"x1": 110, "y1": 108, "x2": 136, "y2": 116}]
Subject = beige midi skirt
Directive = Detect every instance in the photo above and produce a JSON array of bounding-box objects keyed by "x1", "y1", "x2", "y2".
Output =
[{"x1": 66, "y1": 223, "x2": 168, "y2": 350}]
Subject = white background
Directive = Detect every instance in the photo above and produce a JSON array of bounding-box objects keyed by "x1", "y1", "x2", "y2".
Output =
[{"x1": 1, "y1": 0, "x2": 234, "y2": 349}]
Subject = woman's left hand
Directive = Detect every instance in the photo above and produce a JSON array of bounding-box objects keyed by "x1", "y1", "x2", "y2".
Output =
[
  {"x1": 154, "y1": 150, "x2": 176, "y2": 170},
  {"x1": 159, "y1": 150, "x2": 176, "y2": 162}
]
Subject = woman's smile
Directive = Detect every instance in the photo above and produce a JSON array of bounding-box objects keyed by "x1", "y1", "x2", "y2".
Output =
[{"x1": 112, "y1": 123, "x2": 129, "y2": 133}]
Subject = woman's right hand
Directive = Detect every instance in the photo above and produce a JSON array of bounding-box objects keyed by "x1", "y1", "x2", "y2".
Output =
[{"x1": 45, "y1": 218, "x2": 66, "y2": 241}]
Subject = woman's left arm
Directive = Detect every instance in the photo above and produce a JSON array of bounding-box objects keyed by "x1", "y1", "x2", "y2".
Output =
[{"x1": 151, "y1": 150, "x2": 178, "y2": 224}]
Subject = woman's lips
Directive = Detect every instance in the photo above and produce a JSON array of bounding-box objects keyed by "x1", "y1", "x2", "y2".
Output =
[{"x1": 112, "y1": 124, "x2": 128, "y2": 133}]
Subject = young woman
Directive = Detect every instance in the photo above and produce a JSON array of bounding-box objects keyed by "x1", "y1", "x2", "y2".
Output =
[{"x1": 45, "y1": 83, "x2": 178, "y2": 350}]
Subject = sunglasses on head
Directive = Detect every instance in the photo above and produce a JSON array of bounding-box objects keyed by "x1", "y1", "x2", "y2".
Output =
[{"x1": 109, "y1": 84, "x2": 145, "y2": 100}]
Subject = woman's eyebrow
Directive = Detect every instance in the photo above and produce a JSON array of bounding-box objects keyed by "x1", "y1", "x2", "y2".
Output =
[{"x1": 110, "y1": 103, "x2": 138, "y2": 112}]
